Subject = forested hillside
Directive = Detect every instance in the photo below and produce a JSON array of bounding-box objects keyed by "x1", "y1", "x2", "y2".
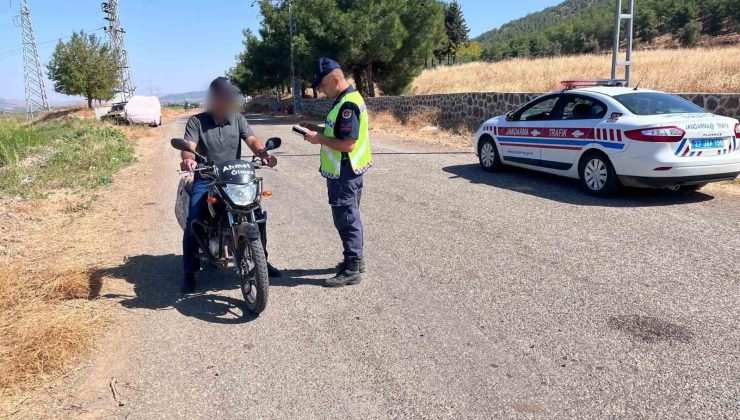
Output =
[{"x1": 476, "y1": 0, "x2": 740, "y2": 60}]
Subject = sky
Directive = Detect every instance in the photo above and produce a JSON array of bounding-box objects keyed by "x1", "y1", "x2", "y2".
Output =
[{"x1": 0, "y1": 0, "x2": 562, "y2": 102}]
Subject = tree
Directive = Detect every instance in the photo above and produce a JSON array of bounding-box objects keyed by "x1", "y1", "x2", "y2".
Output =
[
  {"x1": 47, "y1": 31, "x2": 118, "y2": 108},
  {"x1": 678, "y1": 20, "x2": 702, "y2": 46},
  {"x1": 635, "y1": 7, "x2": 660, "y2": 42},
  {"x1": 376, "y1": 0, "x2": 446, "y2": 94},
  {"x1": 340, "y1": 0, "x2": 407, "y2": 97},
  {"x1": 457, "y1": 41, "x2": 483, "y2": 63},
  {"x1": 443, "y1": 0, "x2": 469, "y2": 64},
  {"x1": 231, "y1": 0, "x2": 446, "y2": 98}
]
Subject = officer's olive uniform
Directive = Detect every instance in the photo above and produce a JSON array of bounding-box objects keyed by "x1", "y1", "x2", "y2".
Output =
[{"x1": 320, "y1": 87, "x2": 372, "y2": 260}]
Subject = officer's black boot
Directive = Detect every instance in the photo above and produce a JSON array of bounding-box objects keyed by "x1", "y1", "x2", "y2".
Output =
[
  {"x1": 335, "y1": 259, "x2": 366, "y2": 273},
  {"x1": 324, "y1": 258, "x2": 362, "y2": 288},
  {"x1": 180, "y1": 272, "x2": 197, "y2": 294}
]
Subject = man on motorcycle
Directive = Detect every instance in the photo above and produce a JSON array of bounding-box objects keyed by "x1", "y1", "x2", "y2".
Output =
[{"x1": 180, "y1": 77, "x2": 280, "y2": 294}]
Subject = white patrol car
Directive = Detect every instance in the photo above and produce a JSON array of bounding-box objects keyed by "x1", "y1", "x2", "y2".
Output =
[{"x1": 474, "y1": 81, "x2": 740, "y2": 196}]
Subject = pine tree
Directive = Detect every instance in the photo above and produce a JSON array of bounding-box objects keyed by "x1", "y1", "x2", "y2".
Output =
[{"x1": 444, "y1": 0, "x2": 469, "y2": 64}]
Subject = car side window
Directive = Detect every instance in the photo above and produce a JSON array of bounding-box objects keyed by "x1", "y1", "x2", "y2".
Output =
[
  {"x1": 516, "y1": 96, "x2": 560, "y2": 122},
  {"x1": 559, "y1": 96, "x2": 607, "y2": 120}
]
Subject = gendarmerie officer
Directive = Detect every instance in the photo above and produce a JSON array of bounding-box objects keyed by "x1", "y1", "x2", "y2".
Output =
[{"x1": 300, "y1": 58, "x2": 373, "y2": 287}]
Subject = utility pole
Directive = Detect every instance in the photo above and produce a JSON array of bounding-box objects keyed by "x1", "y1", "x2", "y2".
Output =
[
  {"x1": 18, "y1": 0, "x2": 49, "y2": 119},
  {"x1": 611, "y1": 0, "x2": 635, "y2": 86},
  {"x1": 288, "y1": 0, "x2": 303, "y2": 114},
  {"x1": 102, "y1": 0, "x2": 135, "y2": 102}
]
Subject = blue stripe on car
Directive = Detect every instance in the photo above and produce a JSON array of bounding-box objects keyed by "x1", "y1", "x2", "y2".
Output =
[
  {"x1": 497, "y1": 136, "x2": 625, "y2": 150},
  {"x1": 674, "y1": 138, "x2": 687, "y2": 156}
]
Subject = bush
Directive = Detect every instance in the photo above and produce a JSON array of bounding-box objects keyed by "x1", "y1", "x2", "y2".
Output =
[{"x1": 678, "y1": 21, "x2": 702, "y2": 46}]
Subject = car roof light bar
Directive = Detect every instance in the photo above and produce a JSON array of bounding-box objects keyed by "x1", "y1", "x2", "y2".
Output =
[{"x1": 560, "y1": 79, "x2": 628, "y2": 89}]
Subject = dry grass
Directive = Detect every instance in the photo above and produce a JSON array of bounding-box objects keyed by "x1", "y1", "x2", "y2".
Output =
[
  {"x1": 0, "y1": 105, "x2": 164, "y2": 412},
  {"x1": 0, "y1": 264, "x2": 105, "y2": 396},
  {"x1": 370, "y1": 108, "x2": 472, "y2": 149},
  {"x1": 410, "y1": 46, "x2": 740, "y2": 95},
  {"x1": 36, "y1": 106, "x2": 94, "y2": 122}
]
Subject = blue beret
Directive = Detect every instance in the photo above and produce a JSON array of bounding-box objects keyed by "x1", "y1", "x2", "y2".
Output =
[{"x1": 312, "y1": 57, "x2": 341, "y2": 89}]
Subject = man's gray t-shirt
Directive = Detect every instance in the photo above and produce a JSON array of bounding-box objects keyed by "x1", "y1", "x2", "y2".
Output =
[{"x1": 183, "y1": 112, "x2": 255, "y2": 165}]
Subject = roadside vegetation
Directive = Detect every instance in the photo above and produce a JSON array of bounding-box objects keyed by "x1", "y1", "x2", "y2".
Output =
[
  {"x1": 477, "y1": 0, "x2": 740, "y2": 59},
  {"x1": 0, "y1": 110, "x2": 158, "y2": 412},
  {"x1": 370, "y1": 108, "x2": 471, "y2": 149},
  {"x1": 410, "y1": 46, "x2": 740, "y2": 94},
  {"x1": 0, "y1": 117, "x2": 136, "y2": 198}
]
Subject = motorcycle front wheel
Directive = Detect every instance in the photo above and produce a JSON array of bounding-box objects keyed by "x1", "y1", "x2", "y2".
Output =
[{"x1": 239, "y1": 237, "x2": 269, "y2": 315}]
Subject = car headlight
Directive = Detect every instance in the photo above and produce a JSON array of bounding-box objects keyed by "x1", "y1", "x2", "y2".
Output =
[{"x1": 223, "y1": 183, "x2": 257, "y2": 206}]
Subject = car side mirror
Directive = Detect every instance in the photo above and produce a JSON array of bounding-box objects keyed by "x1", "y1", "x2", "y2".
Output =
[{"x1": 505, "y1": 112, "x2": 516, "y2": 122}]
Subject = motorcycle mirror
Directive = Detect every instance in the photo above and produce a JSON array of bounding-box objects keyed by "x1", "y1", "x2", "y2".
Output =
[
  {"x1": 171, "y1": 138, "x2": 193, "y2": 152},
  {"x1": 171, "y1": 138, "x2": 207, "y2": 163},
  {"x1": 263, "y1": 137, "x2": 282, "y2": 152}
]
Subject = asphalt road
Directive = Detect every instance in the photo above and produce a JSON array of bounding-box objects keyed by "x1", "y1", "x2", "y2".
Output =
[{"x1": 98, "y1": 114, "x2": 739, "y2": 419}]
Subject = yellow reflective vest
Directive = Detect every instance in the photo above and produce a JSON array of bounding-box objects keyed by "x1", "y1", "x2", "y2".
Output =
[{"x1": 320, "y1": 90, "x2": 372, "y2": 179}]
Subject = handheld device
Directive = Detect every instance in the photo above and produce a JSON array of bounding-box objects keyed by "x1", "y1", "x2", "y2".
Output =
[{"x1": 292, "y1": 126, "x2": 307, "y2": 136}]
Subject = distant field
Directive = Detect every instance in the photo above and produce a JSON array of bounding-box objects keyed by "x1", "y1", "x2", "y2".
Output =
[{"x1": 409, "y1": 46, "x2": 740, "y2": 94}]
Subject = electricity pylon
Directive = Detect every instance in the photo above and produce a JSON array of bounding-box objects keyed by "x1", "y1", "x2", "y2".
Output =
[
  {"x1": 611, "y1": 0, "x2": 635, "y2": 86},
  {"x1": 102, "y1": 0, "x2": 135, "y2": 101},
  {"x1": 19, "y1": 0, "x2": 49, "y2": 119}
]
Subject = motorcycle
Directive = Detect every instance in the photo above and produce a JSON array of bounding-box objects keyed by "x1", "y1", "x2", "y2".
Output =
[{"x1": 170, "y1": 137, "x2": 281, "y2": 315}]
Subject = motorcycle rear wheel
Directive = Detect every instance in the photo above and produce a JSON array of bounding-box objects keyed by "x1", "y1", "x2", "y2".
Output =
[{"x1": 240, "y1": 237, "x2": 269, "y2": 315}]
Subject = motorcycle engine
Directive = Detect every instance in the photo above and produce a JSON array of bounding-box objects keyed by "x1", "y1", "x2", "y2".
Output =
[{"x1": 208, "y1": 237, "x2": 220, "y2": 258}]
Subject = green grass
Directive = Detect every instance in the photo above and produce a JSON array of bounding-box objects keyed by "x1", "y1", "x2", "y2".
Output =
[{"x1": 0, "y1": 118, "x2": 136, "y2": 198}]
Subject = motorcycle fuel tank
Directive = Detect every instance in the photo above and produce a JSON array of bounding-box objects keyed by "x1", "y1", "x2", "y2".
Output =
[{"x1": 218, "y1": 160, "x2": 256, "y2": 184}]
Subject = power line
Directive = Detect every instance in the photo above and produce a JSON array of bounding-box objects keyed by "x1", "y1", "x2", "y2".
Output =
[{"x1": 0, "y1": 27, "x2": 105, "y2": 58}]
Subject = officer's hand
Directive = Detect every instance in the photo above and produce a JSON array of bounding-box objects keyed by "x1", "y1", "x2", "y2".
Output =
[
  {"x1": 180, "y1": 159, "x2": 197, "y2": 172},
  {"x1": 262, "y1": 155, "x2": 278, "y2": 168},
  {"x1": 303, "y1": 130, "x2": 322, "y2": 145}
]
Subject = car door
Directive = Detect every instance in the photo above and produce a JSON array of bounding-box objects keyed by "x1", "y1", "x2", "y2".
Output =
[
  {"x1": 541, "y1": 94, "x2": 608, "y2": 171},
  {"x1": 497, "y1": 94, "x2": 561, "y2": 168}
]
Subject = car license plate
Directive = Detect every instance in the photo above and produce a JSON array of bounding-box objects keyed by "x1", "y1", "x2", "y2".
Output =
[{"x1": 691, "y1": 138, "x2": 724, "y2": 149}]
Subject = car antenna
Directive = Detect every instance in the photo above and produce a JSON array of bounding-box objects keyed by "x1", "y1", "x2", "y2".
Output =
[{"x1": 633, "y1": 72, "x2": 647, "y2": 91}]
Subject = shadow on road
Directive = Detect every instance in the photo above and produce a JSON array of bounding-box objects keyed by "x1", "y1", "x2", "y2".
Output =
[
  {"x1": 443, "y1": 163, "x2": 715, "y2": 207},
  {"x1": 95, "y1": 255, "x2": 339, "y2": 321},
  {"x1": 270, "y1": 268, "x2": 336, "y2": 288},
  {"x1": 95, "y1": 254, "x2": 257, "y2": 324}
]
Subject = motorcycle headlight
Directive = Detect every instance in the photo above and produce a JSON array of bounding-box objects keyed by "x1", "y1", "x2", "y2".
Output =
[{"x1": 223, "y1": 183, "x2": 257, "y2": 206}]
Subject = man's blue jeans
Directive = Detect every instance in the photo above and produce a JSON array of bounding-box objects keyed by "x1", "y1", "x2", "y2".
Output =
[{"x1": 182, "y1": 178, "x2": 211, "y2": 274}]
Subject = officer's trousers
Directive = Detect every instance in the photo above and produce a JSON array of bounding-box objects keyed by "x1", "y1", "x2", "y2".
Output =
[{"x1": 326, "y1": 159, "x2": 364, "y2": 260}]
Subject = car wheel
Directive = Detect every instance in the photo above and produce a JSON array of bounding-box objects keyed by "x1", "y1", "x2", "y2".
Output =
[
  {"x1": 578, "y1": 151, "x2": 620, "y2": 197},
  {"x1": 478, "y1": 136, "x2": 503, "y2": 172}
]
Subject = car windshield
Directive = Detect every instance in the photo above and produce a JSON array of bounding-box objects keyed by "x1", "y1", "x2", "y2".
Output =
[{"x1": 613, "y1": 92, "x2": 705, "y2": 115}]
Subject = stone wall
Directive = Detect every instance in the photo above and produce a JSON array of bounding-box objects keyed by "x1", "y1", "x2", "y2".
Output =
[{"x1": 247, "y1": 92, "x2": 740, "y2": 128}]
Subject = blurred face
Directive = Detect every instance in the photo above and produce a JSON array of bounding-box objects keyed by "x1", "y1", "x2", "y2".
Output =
[{"x1": 207, "y1": 91, "x2": 236, "y2": 117}]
